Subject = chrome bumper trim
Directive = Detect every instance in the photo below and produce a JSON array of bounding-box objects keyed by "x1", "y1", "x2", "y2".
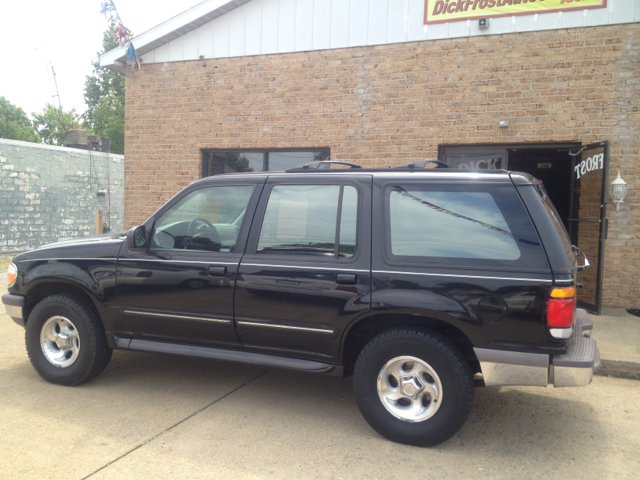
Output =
[
  {"x1": 475, "y1": 310, "x2": 599, "y2": 388},
  {"x1": 553, "y1": 364, "x2": 597, "y2": 388},
  {"x1": 2, "y1": 293, "x2": 26, "y2": 328},
  {"x1": 5, "y1": 304, "x2": 25, "y2": 326},
  {"x1": 474, "y1": 348, "x2": 549, "y2": 387}
]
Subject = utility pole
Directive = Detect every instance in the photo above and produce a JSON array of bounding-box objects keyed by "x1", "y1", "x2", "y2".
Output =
[{"x1": 51, "y1": 65, "x2": 67, "y2": 131}]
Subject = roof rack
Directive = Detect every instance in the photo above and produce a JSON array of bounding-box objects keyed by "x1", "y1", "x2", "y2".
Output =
[
  {"x1": 284, "y1": 159, "x2": 451, "y2": 173},
  {"x1": 286, "y1": 161, "x2": 363, "y2": 172},
  {"x1": 393, "y1": 160, "x2": 449, "y2": 169}
]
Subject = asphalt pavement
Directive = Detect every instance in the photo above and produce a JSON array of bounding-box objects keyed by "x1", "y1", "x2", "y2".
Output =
[{"x1": 1, "y1": 285, "x2": 639, "y2": 479}]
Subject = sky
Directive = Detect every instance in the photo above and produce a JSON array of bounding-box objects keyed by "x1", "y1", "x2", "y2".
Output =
[{"x1": 0, "y1": 0, "x2": 205, "y2": 119}]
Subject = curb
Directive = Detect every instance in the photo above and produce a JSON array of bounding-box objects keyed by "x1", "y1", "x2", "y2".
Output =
[{"x1": 595, "y1": 360, "x2": 640, "y2": 381}]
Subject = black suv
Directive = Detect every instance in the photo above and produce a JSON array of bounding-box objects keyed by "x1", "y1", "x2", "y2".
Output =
[{"x1": 2, "y1": 161, "x2": 600, "y2": 446}]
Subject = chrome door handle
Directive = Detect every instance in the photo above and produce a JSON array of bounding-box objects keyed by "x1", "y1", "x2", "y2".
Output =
[
  {"x1": 336, "y1": 274, "x2": 357, "y2": 285},
  {"x1": 208, "y1": 266, "x2": 227, "y2": 276}
]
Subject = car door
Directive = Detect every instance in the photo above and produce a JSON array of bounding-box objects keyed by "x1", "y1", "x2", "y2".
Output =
[
  {"x1": 116, "y1": 179, "x2": 264, "y2": 347},
  {"x1": 234, "y1": 174, "x2": 372, "y2": 362}
]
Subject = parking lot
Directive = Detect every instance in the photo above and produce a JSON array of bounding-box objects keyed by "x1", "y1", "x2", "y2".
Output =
[{"x1": 1, "y1": 293, "x2": 639, "y2": 480}]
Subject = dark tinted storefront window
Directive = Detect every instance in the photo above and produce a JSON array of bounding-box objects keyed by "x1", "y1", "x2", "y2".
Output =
[{"x1": 203, "y1": 150, "x2": 330, "y2": 176}]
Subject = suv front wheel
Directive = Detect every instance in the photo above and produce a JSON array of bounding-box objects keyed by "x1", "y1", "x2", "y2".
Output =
[
  {"x1": 353, "y1": 328, "x2": 474, "y2": 446},
  {"x1": 25, "y1": 294, "x2": 113, "y2": 386}
]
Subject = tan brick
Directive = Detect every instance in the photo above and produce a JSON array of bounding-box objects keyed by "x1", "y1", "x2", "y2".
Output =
[{"x1": 123, "y1": 23, "x2": 640, "y2": 306}]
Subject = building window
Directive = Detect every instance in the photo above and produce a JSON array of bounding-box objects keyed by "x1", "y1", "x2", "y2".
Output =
[{"x1": 202, "y1": 149, "x2": 330, "y2": 176}]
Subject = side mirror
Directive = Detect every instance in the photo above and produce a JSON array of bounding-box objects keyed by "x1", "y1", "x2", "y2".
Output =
[
  {"x1": 572, "y1": 246, "x2": 590, "y2": 272},
  {"x1": 127, "y1": 226, "x2": 147, "y2": 249},
  {"x1": 576, "y1": 250, "x2": 590, "y2": 272}
]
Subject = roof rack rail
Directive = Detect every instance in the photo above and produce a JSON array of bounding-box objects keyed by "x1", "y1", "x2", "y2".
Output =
[
  {"x1": 286, "y1": 161, "x2": 363, "y2": 172},
  {"x1": 394, "y1": 159, "x2": 449, "y2": 169}
]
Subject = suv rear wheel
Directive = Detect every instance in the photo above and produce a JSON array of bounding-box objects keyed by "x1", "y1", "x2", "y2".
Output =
[
  {"x1": 25, "y1": 294, "x2": 113, "y2": 386},
  {"x1": 353, "y1": 328, "x2": 474, "y2": 446}
]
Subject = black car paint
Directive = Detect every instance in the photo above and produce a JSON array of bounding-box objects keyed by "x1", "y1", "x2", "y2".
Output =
[
  {"x1": 235, "y1": 174, "x2": 373, "y2": 362},
  {"x1": 9, "y1": 235, "x2": 124, "y2": 332},
  {"x1": 7, "y1": 170, "x2": 572, "y2": 374},
  {"x1": 115, "y1": 178, "x2": 266, "y2": 348},
  {"x1": 365, "y1": 174, "x2": 562, "y2": 356}
]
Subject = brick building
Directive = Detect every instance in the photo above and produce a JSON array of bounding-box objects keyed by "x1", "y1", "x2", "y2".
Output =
[{"x1": 100, "y1": 0, "x2": 640, "y2": 311}]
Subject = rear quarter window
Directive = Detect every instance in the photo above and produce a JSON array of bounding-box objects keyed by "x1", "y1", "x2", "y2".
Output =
[{"x1": 384, "y1": 185, "x2": 549, "y2": 271}]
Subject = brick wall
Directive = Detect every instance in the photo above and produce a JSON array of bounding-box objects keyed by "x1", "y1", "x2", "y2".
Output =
[
  {"x1": 124, "y1": 23, "x2": 640, "y2": 307},
  {"x1": 0, "y1": 139, "x2": 125, "y2": 253}
]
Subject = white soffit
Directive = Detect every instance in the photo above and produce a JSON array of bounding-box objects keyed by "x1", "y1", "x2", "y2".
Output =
[
  {"x1": 99, "y1": 0, "x2": 252, "y2": 71},
  {"x1": 100, "y1": 0, "x2": 640, "y2": 72}
]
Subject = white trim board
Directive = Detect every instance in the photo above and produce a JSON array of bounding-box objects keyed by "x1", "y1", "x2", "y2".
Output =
[{"x1": 100, "y1": 0, "x2": 640, "y2": 71}]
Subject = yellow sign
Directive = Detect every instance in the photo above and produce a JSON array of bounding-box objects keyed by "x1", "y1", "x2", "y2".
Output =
[{"x1": 425, "y1": 0, "x2": 607, "y2": 24}]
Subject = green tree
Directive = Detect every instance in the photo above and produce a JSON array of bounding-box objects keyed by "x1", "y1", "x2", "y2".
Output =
[
  {"x1": 0, "y1": 96, "x2": 40, "y2": 143},
  {"x1": 32, "y1": 103, "x2": 80, "y2": 146},
  {"x1": 83, "y1": 28, "x2": 125, "y2": 154},
  {"x1": 227, "y1": 154, "x2": 254, "y2": 172}
]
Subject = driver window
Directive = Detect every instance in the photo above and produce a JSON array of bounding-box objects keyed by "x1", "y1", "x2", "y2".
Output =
[{"x1": 150, "y1": 186, "x2": 254, "y2": 253}]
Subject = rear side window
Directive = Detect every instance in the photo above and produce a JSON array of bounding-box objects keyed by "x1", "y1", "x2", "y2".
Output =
[
  {"x1": 385, "y1": 185, "x2": 548, "y2": 270},
  {"x1": 257, "y1": 184, "x2": 358, "y2": 258}
]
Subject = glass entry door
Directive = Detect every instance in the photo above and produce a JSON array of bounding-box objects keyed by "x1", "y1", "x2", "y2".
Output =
[{"x1": 569, "y1": 141, "x2": 610, "y2": 314}]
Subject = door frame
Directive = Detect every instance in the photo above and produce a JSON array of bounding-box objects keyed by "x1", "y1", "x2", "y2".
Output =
[
  {"x1": 438, "y1": 143, "x2": 583, "y2": 169},
  {"x1": 569, "y1": 141, "x2": 610, "y2": 314}
]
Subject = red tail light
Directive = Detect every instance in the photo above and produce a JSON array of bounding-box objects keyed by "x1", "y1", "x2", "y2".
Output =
[{"x1": 547, "y1": 298, "x2": 575, "y2": 328}]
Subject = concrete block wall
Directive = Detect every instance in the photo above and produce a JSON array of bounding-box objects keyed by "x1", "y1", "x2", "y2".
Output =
[{"x1": 0, "y1": 139, "x2": 124, "y2": 253}]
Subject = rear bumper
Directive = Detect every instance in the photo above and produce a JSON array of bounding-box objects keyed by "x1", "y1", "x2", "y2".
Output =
[
  {"x1": 475, "y1": 309, "x2": 600, "y2": 388},
  {"x1": 2, "y1": 293, "x2": 26, "y2": 327},
  {"x1": 552, "y1": 309, "x2": 600, "y2": 387}
]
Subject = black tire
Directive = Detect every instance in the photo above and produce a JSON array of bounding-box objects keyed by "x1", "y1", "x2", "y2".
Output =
[
  {"x1": 25, "y1": 294, "x2": 113, "y2": 386},
  {"x1": 353, "y1": 328, "x2": 474, "y2": 447}
]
